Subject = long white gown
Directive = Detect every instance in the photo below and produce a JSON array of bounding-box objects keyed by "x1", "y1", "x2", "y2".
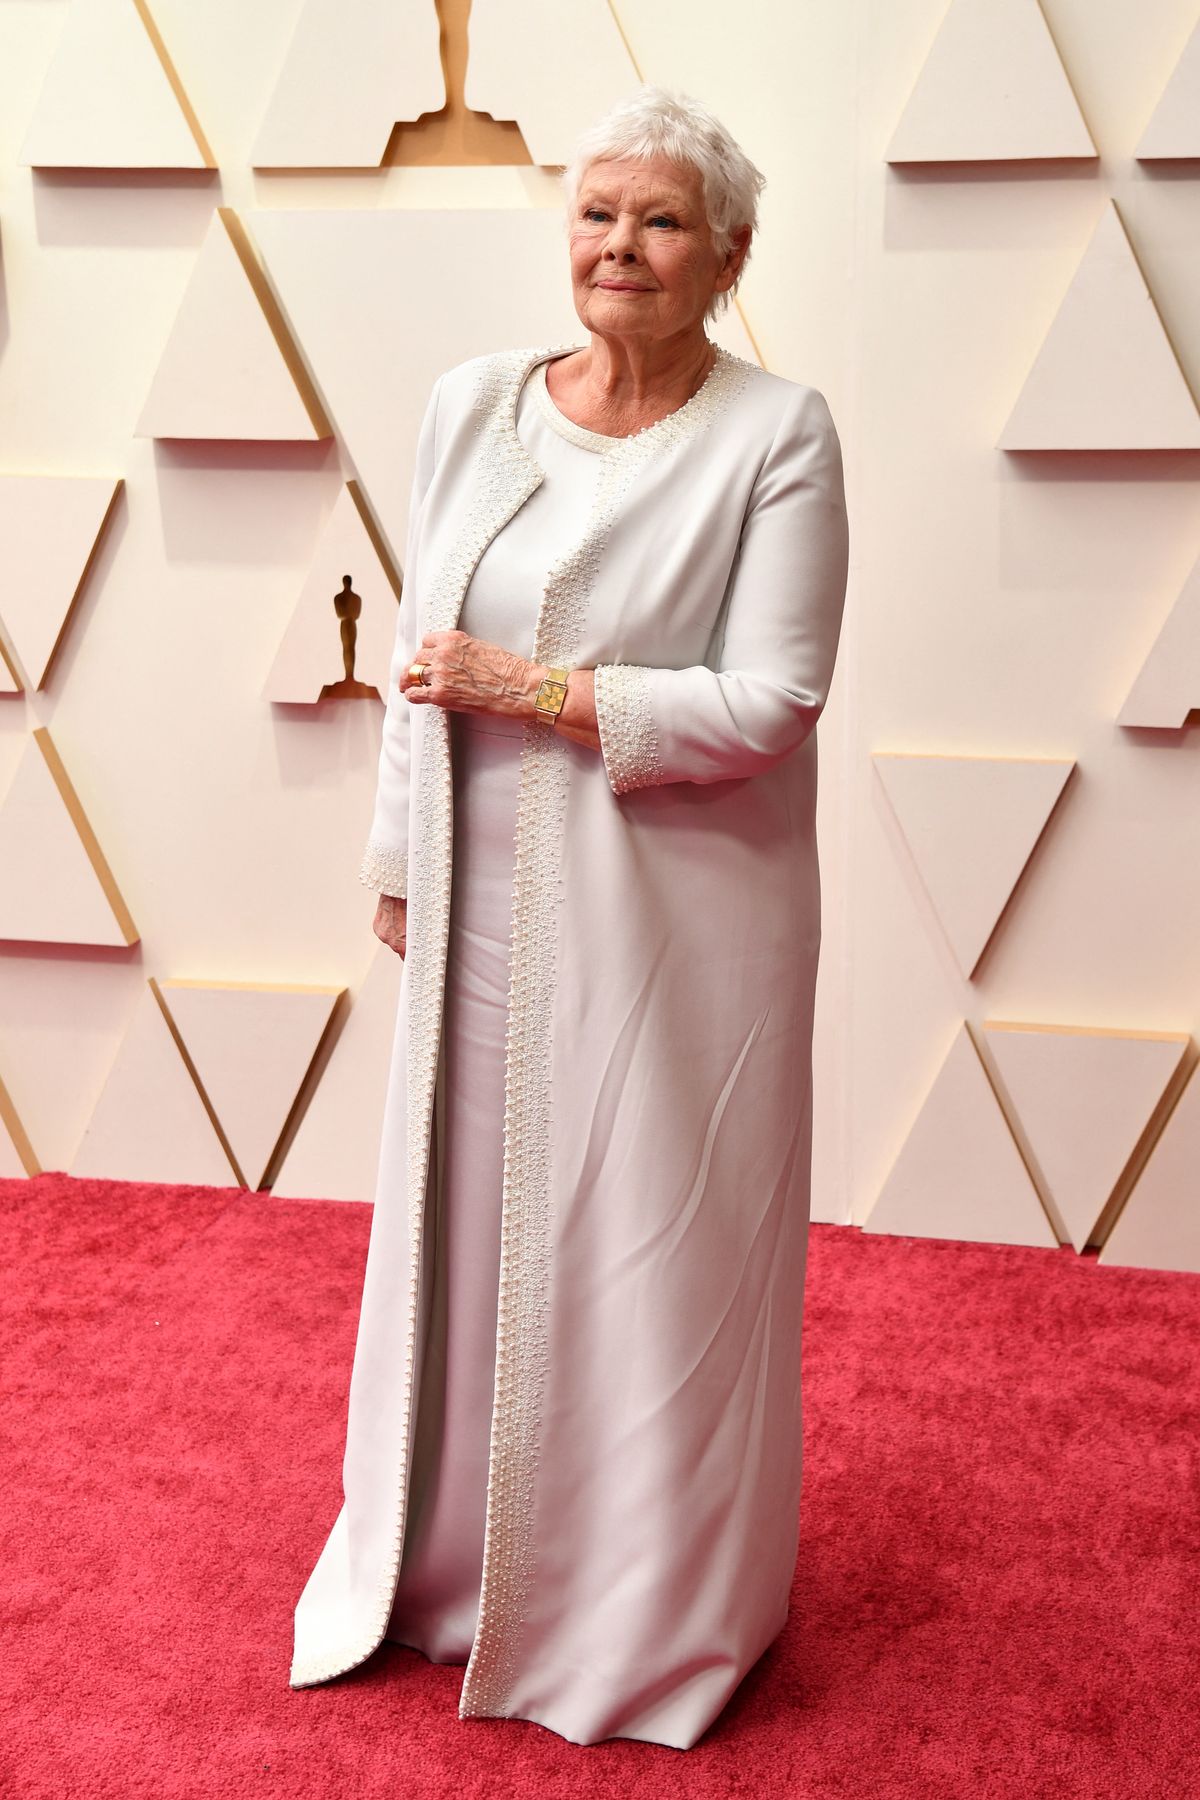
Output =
[
  {"x1": 291, "y1": 341, "x2": 851, "y2": 1749},
  {"x1": 384, "y1": 359, "x2": 609, "y2": 1664}
]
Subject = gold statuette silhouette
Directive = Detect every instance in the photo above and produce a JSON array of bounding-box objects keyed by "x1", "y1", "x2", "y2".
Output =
[{"x1": 319, "y1": 574, "x2": 380, "y2": 700}]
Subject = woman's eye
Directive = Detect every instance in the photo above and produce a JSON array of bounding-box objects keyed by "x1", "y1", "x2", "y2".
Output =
[{"x1": 580, "y1": 210, "x2": 678, "y2": 227}]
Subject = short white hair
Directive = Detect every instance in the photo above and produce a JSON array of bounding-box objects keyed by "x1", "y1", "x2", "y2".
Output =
[{"x1": 559, "y1": 86, "x2": 766, "y2": 324}]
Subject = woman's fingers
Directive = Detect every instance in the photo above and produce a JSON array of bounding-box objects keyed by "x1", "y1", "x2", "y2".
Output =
[
  {"x1": 397, "y1": 656, "x2": 428, "y2": 695},
  {"x1": 399, "y1": 629, "x2": 462, "y2": 700},
  {"x1": 373, "y1": 895, "x2": 407, "y2": 958}
]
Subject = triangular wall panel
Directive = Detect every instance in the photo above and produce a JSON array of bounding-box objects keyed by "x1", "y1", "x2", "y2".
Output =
[
  {"x1": 1117, "y1": 552, "x2": 1200, "y2": 730},
  {"x1": 19, "y1": 0, "x2": 214, "y2": 170},
  {"x1": 136, "y1": 208, "x2": 331, "y2": 442},
  {"x1": 160, "y1": 980, "x2": 345, "y2": 1189},
  {"x1": 1100, "y1": 1060, "x2": 1200, "y2": 1273},
  {"x1": 465, "y1": 0, "x2": 641, "y2": 168},
  {"x1": 70, "y1": 982, "x2": 236, "y2": 1184},
  {"x1": 863, "y1": 1023, "x2": 1059, "y2": 1247},
  {"x1": 998, "y1": 202, "x2": 1200, "y2": 451},
  {"x1": 262, "y1": 485, "x2": 399, "y2": 704},
  {"x1": 983, "y1": 1021, "x2": 1189, "y2": 1252},
  {"x1": 251, "y1": 0, "x2": 444, "y2": 168},
  {"x1": 0, "y1": 729, "x2": 138, "y2": 947},
  {"x1": 0, "y1": 475, "x2": 122, "y2": 689},
  {"x1": 271, "y1": 943, "x2": 404, "y2": 1202},
  {"x1": 1136, "y1": 20, "x2": 1200, "y2": 161},
  {"x1": 873, "y1": 752, "x2": 1074, "y2": 978},
  {"x1": 886, "y1": 0, "x2": 1095, "y2": 163}
]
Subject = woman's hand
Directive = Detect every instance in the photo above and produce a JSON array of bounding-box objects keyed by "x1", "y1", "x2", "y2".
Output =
[
  {"x1": 373, "y1": 893, "x2": 407, "y2": 958},
  {"x1": 400, "y1": 629, "x2": 542, "y2": 719},
  {"x1": 399, "y1": 629, "x2": 603, "y2": 751}
]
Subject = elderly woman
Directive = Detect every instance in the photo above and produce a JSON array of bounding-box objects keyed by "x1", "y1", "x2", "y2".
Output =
[{"x1": 290, "y1": 86, "x2": 850, "y2": 1750}]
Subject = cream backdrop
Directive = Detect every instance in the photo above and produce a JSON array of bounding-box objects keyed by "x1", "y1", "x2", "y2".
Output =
[{"x1": 1, "y1": 0, "x2": 1198, "y2": 1270}]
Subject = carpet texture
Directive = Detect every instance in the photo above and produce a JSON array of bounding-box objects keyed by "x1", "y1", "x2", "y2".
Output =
[{"x1": 2, "y1": 1171, "x2": 1196, "y2": 1799}]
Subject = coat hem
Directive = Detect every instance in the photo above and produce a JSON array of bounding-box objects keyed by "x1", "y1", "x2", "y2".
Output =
[{"x1": 288, "y1": 1631, "x2": 385, "y2": 1689}]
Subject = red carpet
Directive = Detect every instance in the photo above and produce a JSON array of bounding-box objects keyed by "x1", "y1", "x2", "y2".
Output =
[{"x1": 2, "y1": 1172, "x2": 1196, "y2": 1799}]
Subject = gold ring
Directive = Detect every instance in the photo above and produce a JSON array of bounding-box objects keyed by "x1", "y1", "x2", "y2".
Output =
[{"x1": 409, "y1": 661, "x2": 431, "y2": 685}]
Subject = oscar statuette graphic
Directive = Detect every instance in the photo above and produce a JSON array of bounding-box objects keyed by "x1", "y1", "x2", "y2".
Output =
[{"x1": 318, "y1": 574, "x2": 380, "y2": 701}]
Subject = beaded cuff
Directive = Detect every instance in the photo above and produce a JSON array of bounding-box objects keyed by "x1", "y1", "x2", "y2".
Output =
[
  {"x1": 592, "y1": 663, "x2": 664, "y2": 794},
  {"x1": 358, "y1": 841, "x2": 408, "y2": 898}
]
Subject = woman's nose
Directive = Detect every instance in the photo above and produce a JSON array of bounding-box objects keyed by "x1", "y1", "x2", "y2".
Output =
[{"x1": 604, "y1": 230, "x2": 640, "y2": 261}]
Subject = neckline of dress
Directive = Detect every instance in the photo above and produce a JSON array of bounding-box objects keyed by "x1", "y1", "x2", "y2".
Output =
[{"x1": 526, "y1": 345, "x2": 729, "y2": 454}]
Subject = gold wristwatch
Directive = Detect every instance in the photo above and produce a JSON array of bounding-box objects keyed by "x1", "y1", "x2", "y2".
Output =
[{"x1": 533, "y1": 665, "x2": 570, "y2": 726}]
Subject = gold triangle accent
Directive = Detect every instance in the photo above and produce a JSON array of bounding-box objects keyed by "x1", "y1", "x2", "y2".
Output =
[
  {"x1": 218, "y1": 208, "x2": 334, "y2": 439},
  {"x1": 33, "y1": 727, "x2": 139, "y2": 946},
  {"x1": 0, "y1": 1069, "x2": 40, "y2": 1176},
  {"x1": 150, "y1": 977, "x2": 245, "y2": 1187},
  {"x1": 131, "y1": 0, "x2": 216, "y2": 167}
]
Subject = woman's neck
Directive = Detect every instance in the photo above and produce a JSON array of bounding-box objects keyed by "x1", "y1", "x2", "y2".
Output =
[{"x1": 547, "y1": 332, "x2": 716, "y2": 437}]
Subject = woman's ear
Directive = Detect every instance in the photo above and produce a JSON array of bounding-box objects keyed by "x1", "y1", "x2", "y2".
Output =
[{"x1": 721, "y1": 225, "x2": 752, "y2": 287}]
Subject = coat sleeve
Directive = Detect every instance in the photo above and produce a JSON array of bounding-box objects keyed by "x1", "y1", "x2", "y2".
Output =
[
  {"x1": 358, "y1": 374, "x2": 444, "y2": 897},
  {"x1": 591, "y1": 386, "x2": 849, "y2": 793}
]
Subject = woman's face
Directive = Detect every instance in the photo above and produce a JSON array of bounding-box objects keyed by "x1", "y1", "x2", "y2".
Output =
[{"x1": 567, "y1": 153, "x2": 747, "y2": 345}]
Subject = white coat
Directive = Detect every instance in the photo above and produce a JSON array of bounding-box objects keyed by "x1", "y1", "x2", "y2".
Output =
[{"x1": 290, "y1": 339, "x2": 851, "y2": 1749}]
